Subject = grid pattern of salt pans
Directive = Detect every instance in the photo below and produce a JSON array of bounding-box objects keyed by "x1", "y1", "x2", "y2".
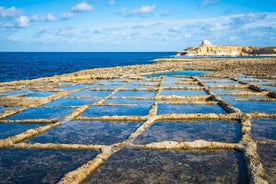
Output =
[{"x1": 0, "y1": 73, "x2": 275, "y2": 184}]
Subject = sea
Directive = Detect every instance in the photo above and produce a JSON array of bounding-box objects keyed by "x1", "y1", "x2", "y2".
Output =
[{"x1": 0, "y1": 52, "x2": 175, "y2": 82}]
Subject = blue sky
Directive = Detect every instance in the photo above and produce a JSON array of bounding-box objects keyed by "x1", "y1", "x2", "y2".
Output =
[{"x1": 0, "y1": 0, "x2": 275, "y2": 51}]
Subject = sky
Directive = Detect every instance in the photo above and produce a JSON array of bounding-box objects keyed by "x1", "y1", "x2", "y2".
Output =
[{"x1": 0, "y1": 0, "x2": 275, "y2": 51}]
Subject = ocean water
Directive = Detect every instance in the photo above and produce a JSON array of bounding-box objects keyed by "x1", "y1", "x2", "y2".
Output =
[{"x1": 0, "y1": 52, "x2": 175, "y2": 82}]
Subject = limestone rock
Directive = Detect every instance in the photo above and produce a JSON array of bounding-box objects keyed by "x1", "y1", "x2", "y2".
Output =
[{"x1": 177, "y1": 40, "x2": 276, "y2": 56}]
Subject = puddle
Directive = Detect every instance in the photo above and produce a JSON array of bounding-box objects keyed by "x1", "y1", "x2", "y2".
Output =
[
  {"x1": 81, "y1": 105, "x2": 151, "y2": 117},
  {"x1": 46, "y1": 98, "x2": 98, "y2": 107},
  {"x1": 0, "y1": 123, "x2": 43, "y2": 139},
  {"x1": 28, "y1": 121, "x2": 141, "y2": 145},
  {"x1": 6, "y1": 107, "x2": 74, "y2": 120},
  {"x1": 85, "y1": 149, "x2": 248, "y2": 184},
  {"x1": 251, "y1": 118, "x2": 276, "y2": 141},
  {"x1": 69, "y1": 90, "x2": 112, "y2": 98},
  {"x1": 160, "y1": 90, "x2": 207, "y2": 96},
  {"x1": 104, "y1": 98, "x2": 155, "y2": 106},
  {"x1": 2, "y1": 90, "x2": 34, "y2": 96},
  {"x1": 113, "y1": 91, "x2": 156, "y2": 98},
  {"x1": 145, "y1": 70, "x2": 209, "y2": 78},
  {"x1": 0, "y1": 148, "x2": 99, "y2": 184},
  {"x1": 157, "y1": 104, "x2": 226, "y2": 114},
  {"x1": 26, "y1": 92, "x2": 55, "y2": 98},
  {"x1": 134, "y1": 120, "x2": 241, "y2": 144},
  {"x1": 257, "y1": 144, "x2": 276, "y2": 184}
]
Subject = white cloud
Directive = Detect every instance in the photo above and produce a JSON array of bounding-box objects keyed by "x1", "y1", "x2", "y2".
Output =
[
  {"x1": 71, "y1": 2, "x2": 93, "y2": 13},
  {"x1": 17, "y1": 16, "x2": 29, "y2": 27},
  {"x1": 109, "y1": 0, "x2": 115, "y2": 5},
  {"x1": 200, "y1": 0, "x2": 220, "y2": 7},
  {"x1": 131, "y1": 4, "x2": 156, "y2": 16},
  {"x1": 47, "y1": 13, "x2": 56, "y2": 21},
  {"x1": 0, "y1": 6, "x2": 21, "y2": 18}
]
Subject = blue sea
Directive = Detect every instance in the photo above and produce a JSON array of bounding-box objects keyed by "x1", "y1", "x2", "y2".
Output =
[{"x1": 0, "y1": 52, "x2": 175, "y2": 82}]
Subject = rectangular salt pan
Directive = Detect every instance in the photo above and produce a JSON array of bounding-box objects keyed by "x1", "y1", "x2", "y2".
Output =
[
  {"x1": 222, "y1": 97, "x2": 276, "y2": 114},
  {"x1": 158, "y1": 104, "x2": 226, "y2": 114},
  {"x1": 28, "y1": 121, "x2": 142, "y2": 145},
  {"x1": 160, "y1": 90, "x2": 206, "y2": 96},
  {"x1": 7, "y1": 107, "x2": 74, "y2": 120},
  {"x1": 26, "y1": 92, "x2": 55, "y2": 98},
  {"x1": 69, "y1": 90, "x2": 112, "y2": 98},
  {"x1": 104, "y1": 98, "x2": 155, "y2": 105},
  {"x1": 85, "y1": 149, "x2": 248, "y2": 184},
  {"x1": 46, "y1": 98, "x2": 98, "y2": 107},
  {"x1": 2, "y1": 89, "x2": 34, "y2": 96},
  {"x1": 145, "y1": 70, "x2": 209, "y2": 78},
  {"x1": 81, "y1": 105, "x2": 151, "y2": 117},
  {"x1": 113, "y1": 91, "x2": 156, "y2": 98},
  {"x1": 134, "y1": 120, "x2": 241, "y2": 144},
  {"x1": 0, "y1": 123, "x2": 43, "y2": 139},
  {"x1": 0, "y1": 149, "x2": 99, "y2": 184},
  {"x1": 257, "y1": 144, "x2": 276, "y2": 184},
  {"x1": 251, "y1": 118, "x2": 276, "y2": 141},
  {"x1": 60, "y1": 84, "x2": 95, "y2": 90}
]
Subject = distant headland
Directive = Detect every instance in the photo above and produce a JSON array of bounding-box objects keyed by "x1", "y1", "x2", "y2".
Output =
[{"x1": 177, "y1": 40, "x2": 276, "y2": 56}]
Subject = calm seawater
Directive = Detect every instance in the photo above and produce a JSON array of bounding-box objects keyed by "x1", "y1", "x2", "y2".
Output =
[{"x1": 0, "y1": 52, "x2": 175, "y2": 82}]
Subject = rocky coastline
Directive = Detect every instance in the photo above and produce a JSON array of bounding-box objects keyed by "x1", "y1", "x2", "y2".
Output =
[{"x1": 177, "y1": 40, "x2": 276, "y2": 56}]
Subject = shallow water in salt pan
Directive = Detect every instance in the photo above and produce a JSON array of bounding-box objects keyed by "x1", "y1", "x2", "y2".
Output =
[
  {"x1": 0, "y1": 149, "x2": 99, "y2": 184},
  {"x1": 134, "y1": 120, "x2": 241, "y2": 144},
  {"x1": 85, "y1": 149, "x2": 248, "y2": 184},
  {"x1": 28, "y1": 121, "x2": 142, "y2": 145}
]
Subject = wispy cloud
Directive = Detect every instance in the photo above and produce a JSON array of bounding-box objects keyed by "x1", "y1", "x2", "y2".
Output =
[
  {"x1": 71, "y1": 2, "x2": 93, "y2": 13},
  {"x1": 200, "y1": 0, "x2": 220, "y2": 7},
  {"x1": 131, "y1": 4, "x2": 156, "y2": 16},
  {"x1": 56, "y1": 26, "x2": 77, "y2": 36},
  {"x1": 60, "y1": 13, "x2": 74, "y2": 20},
  {"x1": 0, "y1": 6, "x2": 22, "y2": 18}
]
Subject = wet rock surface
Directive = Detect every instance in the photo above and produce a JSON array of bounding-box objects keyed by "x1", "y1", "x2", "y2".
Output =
[{"x1": 0, "y1": 58, "x2": 275, "y2": 183}]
